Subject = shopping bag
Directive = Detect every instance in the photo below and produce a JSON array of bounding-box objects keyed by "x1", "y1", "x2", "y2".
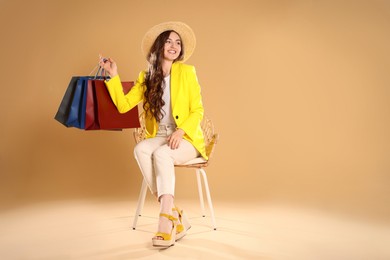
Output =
[
  {"x1": 92, "y1": 79, "x2": 140, "y2": 130},
  {"x1": 54, "y1": 76, "x2": 79, "y2": 127},
  {"x1": 66, "y1": 77, "x2": 89, "y2": 129},
  {"x1": 85, "y1": 79, "x2": 100, "y2": 130},
  {"x1": 55, "y1": 73, "x2": 140, "y2": 130}
]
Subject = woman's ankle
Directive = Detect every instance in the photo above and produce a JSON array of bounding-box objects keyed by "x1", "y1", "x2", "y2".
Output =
[{"x1": 154, "y1": 213, "x2": 174, "y2": 238}]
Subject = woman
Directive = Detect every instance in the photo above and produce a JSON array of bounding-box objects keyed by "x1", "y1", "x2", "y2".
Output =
[{"x1": 99, "y1": 21, "x2": 207, "y2": 247}]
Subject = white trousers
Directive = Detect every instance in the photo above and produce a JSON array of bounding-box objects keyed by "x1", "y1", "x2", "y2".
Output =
[{"x1": 133, "y1": 124, "x2": 200, "y2": 198}]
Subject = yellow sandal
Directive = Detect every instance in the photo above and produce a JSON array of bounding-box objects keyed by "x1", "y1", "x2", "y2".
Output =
[
  {"x1": 173, "y1": 207, "x2": 191, "y2": 241},
  {"x1": 152, "y1": 213, "x2": 177, "y2": 247}
]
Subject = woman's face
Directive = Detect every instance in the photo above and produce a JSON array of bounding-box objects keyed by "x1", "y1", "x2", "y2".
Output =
[{"x1": 163, "y1": 31, "x2": 182, "y2": 62}]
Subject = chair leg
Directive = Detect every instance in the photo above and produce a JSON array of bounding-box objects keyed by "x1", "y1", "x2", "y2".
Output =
[
  {"x1": 196, "y1": 169, "x2": 206, "y2": 217},
  {"x1": 132, "y1": 179, "x2": 148, "y2": 230},
  {"x1": 199, "y1": 168, "x2": 217, "y2": 230}
]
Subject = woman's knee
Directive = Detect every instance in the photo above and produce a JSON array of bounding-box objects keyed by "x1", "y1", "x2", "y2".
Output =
[
  {"x1": 134, "y1": 141, "x2": 149, "y2": 160},
  {"x1": 152, "y1": 146, "x2": 172, "y2": 161}
]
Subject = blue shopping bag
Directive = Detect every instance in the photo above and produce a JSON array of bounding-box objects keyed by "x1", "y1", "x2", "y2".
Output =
[{"x1": 65, "y1": 77, "x2": 89, "y2": 129}]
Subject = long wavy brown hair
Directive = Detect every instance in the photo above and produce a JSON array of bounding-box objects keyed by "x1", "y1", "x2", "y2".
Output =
[{"x1": 143, "y1": 30, "x2": 184, "y2": 122}]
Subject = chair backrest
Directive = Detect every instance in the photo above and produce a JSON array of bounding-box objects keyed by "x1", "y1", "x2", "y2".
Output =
[
  {"x1": 133, "y1": 112, "x2": 147, "y2": 144},
  {"x1": 133, "y1": 112, "x2": 219, "y2": 163}
]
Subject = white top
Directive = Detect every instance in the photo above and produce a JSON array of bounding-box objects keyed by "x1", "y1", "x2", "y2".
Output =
[{"x1": 160, "y1": 75, "x2": 176, "y2": 125}]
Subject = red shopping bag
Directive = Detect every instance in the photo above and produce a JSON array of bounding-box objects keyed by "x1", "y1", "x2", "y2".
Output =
[
  {"x1": 90, "y1": 79, "x2": 140, "y2": 130},
  {"x1": 85, "y1": 80, "x2": 100, "y2": 130}
]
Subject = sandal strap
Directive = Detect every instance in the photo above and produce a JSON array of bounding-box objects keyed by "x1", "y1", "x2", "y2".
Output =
[
  {"x1": 172, "y1": 207, "x2": 185, "y2": 234},
  {"x1": 159, "y1": 213, "x2": 178, "y2": 222},
  {"x1": 176, "y1": 223, "x2": 184, "y2": 233},
  {"x1": 154, "y1": 231, "x2": 172, "y2": 240},
  {"x1": 172, "y1": 207, "x2": 183, "y2": 217}
]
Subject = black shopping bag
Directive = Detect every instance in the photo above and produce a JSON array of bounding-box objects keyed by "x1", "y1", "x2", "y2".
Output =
[{"x1": 54, "y1": 76, "x2": 80, "y2": 127}]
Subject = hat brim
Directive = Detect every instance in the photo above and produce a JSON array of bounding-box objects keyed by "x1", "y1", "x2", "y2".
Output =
[{"x1": 142, "y1": 21, "x2": 196, "y2": 63}]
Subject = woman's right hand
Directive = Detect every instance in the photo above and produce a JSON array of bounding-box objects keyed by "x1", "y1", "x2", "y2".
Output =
[{"x1": 99, "y1": 54, "x2": 118, "y2": 78}]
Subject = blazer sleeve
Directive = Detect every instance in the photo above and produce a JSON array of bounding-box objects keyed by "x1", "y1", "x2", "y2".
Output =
[
  {"x1": 105, "y1": 71, "x2": 145, "y2": 114},
  {"x1": 177, "y1": 66, "x2": 204, "y2": 140}
]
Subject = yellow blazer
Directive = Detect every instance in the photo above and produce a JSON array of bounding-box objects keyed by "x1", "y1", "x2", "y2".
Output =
[{"x1": 105, "y1": 62, "x2": 207, "y2": 159}]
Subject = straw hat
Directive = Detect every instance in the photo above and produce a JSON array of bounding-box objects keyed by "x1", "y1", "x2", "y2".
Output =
[{"x1": 142, "y1": 21, "x2": 196, "y2": 62}]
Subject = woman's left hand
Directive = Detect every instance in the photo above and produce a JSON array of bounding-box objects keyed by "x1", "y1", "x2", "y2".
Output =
[{"x1": 167, "y1": 129, "x2": 185, "y2": 149}]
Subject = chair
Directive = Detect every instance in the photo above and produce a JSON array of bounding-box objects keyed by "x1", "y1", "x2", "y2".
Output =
[{"x1": 132, "y1": 112, "x2": 219, "y2": 230}]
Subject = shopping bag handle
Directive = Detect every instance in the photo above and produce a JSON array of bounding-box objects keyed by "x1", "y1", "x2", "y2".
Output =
[
  {"x1": 89, "y1": 63, "x2": 100, "y2": 77},
  {"x1": 89, "y1": 63, "x2": 108, "y2": 80}
]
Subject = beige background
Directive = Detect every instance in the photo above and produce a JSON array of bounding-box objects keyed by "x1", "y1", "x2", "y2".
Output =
[{"x1": 0, "y1": 0, "x2": 389, "y2": 224}]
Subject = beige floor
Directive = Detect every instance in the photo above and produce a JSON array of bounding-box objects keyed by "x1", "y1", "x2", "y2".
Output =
[{"x1": 0, "y1": 199, "x2": 389, "y2": 260}]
